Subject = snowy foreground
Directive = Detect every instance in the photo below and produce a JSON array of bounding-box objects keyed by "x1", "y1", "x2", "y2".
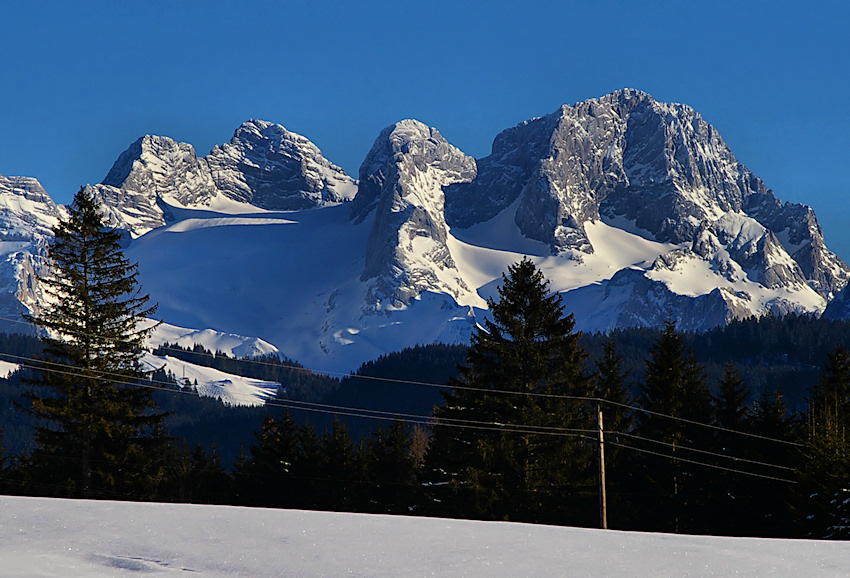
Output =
[{"x1": 1, "y1": 496, "x2": 847, "y2": 577}]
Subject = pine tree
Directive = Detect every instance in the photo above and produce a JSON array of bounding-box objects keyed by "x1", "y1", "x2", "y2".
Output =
[
  {"x1": 363, "y1": 419, "x2": 418, "y2": 514},
  {"x1": 798, "y1": 347, "x2": 850, "y2": 537},
  {"x1": 23, "y1": 187, "x2": 168, "y2": 499},
  {"x1": 424, "y1": 258, "x2": 593, "y2": 525},
  {"x1": 632, "y1": 320, "x2": 713, "y2": 533},
  {"x1": 234, "y1": 413, "x2": 303, "y2": 508}
]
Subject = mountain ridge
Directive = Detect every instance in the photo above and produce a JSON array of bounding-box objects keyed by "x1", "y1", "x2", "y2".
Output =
[{"x1": 1, "y1": 89, "x2": 848, "y2": 371}]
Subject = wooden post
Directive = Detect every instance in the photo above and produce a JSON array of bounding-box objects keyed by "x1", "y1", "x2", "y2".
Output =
[{"x1": 598, "y1": 403, "x2": 608, "y2": 530}]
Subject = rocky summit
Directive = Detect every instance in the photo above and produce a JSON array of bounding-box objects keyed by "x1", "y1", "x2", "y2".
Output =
[{"x1": 1, "y1": 90, "x2": 848, "y2": 371}]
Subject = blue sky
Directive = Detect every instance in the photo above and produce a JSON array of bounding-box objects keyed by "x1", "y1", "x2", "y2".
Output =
[{"x1": 2, "y1": 1, "x2": 849, "y2": 257}]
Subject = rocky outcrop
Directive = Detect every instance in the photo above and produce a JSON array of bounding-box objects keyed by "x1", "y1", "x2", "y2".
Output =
[
  {"x1": 0, "y1": 175, "x2": 62, "y2": 333},
  {"x1": 353, "y1": 120, "x2": 477, "y2": 309},
  {"x1": 93, "y1": 123, "x2": 358, "y2": 237},
  {"x1": 446, "y1": 89, "x2": 848, "y2": 306},
  {"x1": 91, "y1": 135, "x2": 220, "y2": 236},
  {"x1": 103, "y1": 135, "x2": 219, "y2": 206},
  {"x1": 207, "y1": 120, "x2": 357, "y2": 210},
  {"x1": 2, "y1": 90, "x2": 848, "y2": 363}
]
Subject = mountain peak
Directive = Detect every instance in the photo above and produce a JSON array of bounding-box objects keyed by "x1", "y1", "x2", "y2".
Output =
[
  {"x1": 353, "y1": 119, "x2": 477, "y2": 309},
  {"x1": 101, "y1": 134, "x2": 215, "y2": 203},
  {"x1": 3, "y1": 92, "x2": 849, "y2": 372},
  {"x1": 207, "y1": 119, "x2": 357, "y2": 210}
]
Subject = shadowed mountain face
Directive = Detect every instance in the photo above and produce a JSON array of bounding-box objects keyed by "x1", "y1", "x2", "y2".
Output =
[
  {"x1": 444, "y1": 89, "x2": 846, "y2": 300},
  {"x1": 1, "y1": 90, "x2": 847, "y2": 371}
]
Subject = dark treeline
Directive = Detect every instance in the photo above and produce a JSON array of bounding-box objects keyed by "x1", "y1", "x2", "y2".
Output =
[{"x1": 3, "y1": 310, "x2": 850, "y2": 537}]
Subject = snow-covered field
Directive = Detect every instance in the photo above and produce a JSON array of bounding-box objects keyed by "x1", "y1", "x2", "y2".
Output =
[{"x1": 1, "y1": 496, "x2": 846, "y2": 577}]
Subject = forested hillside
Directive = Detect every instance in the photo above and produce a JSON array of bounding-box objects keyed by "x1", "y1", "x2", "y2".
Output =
[{"x1": 3, "y1": 311, "x2": 850, "y2": 537}]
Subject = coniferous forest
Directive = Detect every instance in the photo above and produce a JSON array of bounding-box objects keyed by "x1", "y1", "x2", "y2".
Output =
[
  {"x1": 4, "y1": 311, "x2": 850, "y2": 537},
  {"x1": 1, "y1": 190, "x2": 849, "y2": 539}
]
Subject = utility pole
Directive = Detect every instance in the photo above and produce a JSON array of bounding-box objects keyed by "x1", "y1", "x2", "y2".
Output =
[{"x1": 598, "y1": 403, "x2": 608, "y2": 529}]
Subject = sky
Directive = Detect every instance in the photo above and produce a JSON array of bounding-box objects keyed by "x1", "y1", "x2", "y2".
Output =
[{"x1": 2, "y1": 1, "x2": 849, "y2": 256}]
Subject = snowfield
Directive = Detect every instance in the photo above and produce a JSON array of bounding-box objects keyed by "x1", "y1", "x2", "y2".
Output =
[
  {"x1": 0, "y1": 496, "x2": 846, "y2": 577},
  {"x1": 139, "y1": 352, "x2": 279, "y2": 407},
  {"x1": 125, "y1": 196, "x2": 831, "y2": 375}
]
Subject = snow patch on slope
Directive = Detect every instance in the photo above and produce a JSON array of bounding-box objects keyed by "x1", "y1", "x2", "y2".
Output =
[
  {"x1": 145, "y1": 321, "x2": 281, "y2": 360},
  {"x1": 139, "y1": 352, "x2": 278, "y2": 406},
  {"x1": 0, "y1": 360, "x2": 20, "y2": 377}
]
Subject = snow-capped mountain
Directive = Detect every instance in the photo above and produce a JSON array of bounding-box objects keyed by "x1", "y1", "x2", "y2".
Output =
[
  {"x1": 444, "y1": 89, "x2": 846, "y2": 330},
  {"x1": 87, "y1": 121, "x2": 356, "y2": 238},
  {"x1": 353, "y1": 119, "x2": 478, "y2": 310},
  {"x1": 2, "y1": 89, "x2": 849, "y2": 373},
  {"x1": 0, "y1": 175, "x2": 62, "y2": 333},
  {"x1": 207, "y1": 119, "x2": 358, "y2": 210}
]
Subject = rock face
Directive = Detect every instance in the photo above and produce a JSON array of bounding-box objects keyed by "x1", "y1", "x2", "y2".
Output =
[
  {"x1": 0, "y1": 175, "x2": 62, "y2": 333},
  {"x1": 90, "y1": 134, "x2": 222, "y2": 237},
  {"x1": 207, "y1": 120, "x2": 357, "y2": 210},
  {"x1": 90, "y1": 122, "x2": 357, "y2": 237},
  {"x1": 0, "y1": 120, "x2": 359, "y2": 336},
  {"x1": 445, "y1": 89, "x2": 849, "y2": 307},
  {"x1": 2, "y1": 90, "x2": 850, "y2": 368},
  {"x1": 447, "y1": 90, "x2": 748, "y2": 247},
  {"x1": 102, "y1": 135, "x2": 219, "y2": 206},
  {"x1": 352, "y1": 120, "x2": 477, "y2": 310}
]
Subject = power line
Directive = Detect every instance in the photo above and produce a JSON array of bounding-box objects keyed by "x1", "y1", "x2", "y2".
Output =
[
  {"x1": 9, "y1": 353, "x2": 797, "y2": 478},
  {"x1": 610, "y1": 431, "x2": 796, "y2": 472},
  {"x1": 0, "y1": 315, "x2": 805, "y2": 449},
  {"x1": 4, "y1": 351, "x2": 802, "y2": 484},
  {"x1": 602, "y1": 398, "x2": 805, "y2": 448},
  {"x1": 4, "y1": 352, "x2": 598, "y2": 437},
  {"x1": 602, "y1": 439, "x2": 798, "y2": 484}
]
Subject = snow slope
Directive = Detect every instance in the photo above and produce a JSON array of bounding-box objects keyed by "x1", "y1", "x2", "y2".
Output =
[
  {"x1": 127, "y1": 203, "x2": 480, "y2": 374},
  {"x1": 0, "y1": 360, "x2": 19, "y2": 377},
  {"x1": 139, "y1": 353, "x2": 278, "y2": 407},
  {"x1": 4, "y1": 91, "x2": 849, "y2": 374},
  {"x1": 0, "y1": 496, "x2": 846, "y2": 577},
  {"x1": 126, "y1": 197, "x2": 828, "y2": 373},
  {"x1": 145, "y1": 321, "x2": 281, "y2": 360}
]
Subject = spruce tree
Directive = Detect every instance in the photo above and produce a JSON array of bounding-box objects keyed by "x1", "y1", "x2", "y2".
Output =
[
  {"x1": 714, "y1": 363, "x2": 749, "y2": 432},
  {"x1": 746, "y1": 387, "x2": 797, "y2": 537},
  {"x1": 23, "y1": 187, "x2": 168, "y2": 499},
  {"x1": 0, "y1": 426, "x2": 7, "y2": 493},
  {"x1": 798, "y1": 347, "x2": 850, "y2": 537},
  {"x1": 167, "y1": 445, "x2": 232, "y2": 505},
  {"x1": 632, "y1": 320, "x2": 713, "y2": 533},
  {"x1": 709, "y1": 363, "x2": 757, "y2": 535},
  {"x1": 234, "y1": 413, "x2": 303, "y2": 508},
  {"x1": 363, "y1": 419, "x2": 418, "y2": 514},
  {"x1": 316, "y1": 420, "x2": 364, "y2": 511},
  {"x1": 594, "y1": 339, "x2": 634, "y2": 445},
  {"x1": 424, "y1": 258, "x2": 593, "y2": 525}
]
